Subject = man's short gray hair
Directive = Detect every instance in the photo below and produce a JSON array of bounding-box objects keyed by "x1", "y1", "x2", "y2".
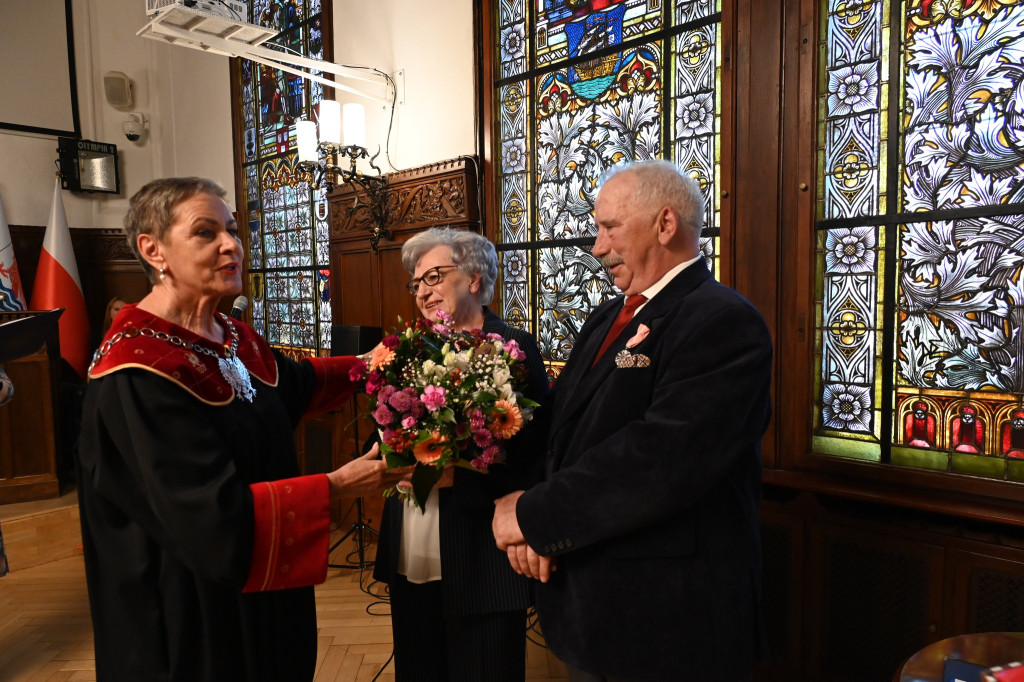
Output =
[
  {"x1": 599, "y1": 160, "x2": 705, "y2": 241},
  {"x1": 401, "y1": 228, "x2": 499, "y2": 305}
]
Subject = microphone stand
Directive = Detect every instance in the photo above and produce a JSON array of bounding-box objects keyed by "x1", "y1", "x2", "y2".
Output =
[
  {"x1": 329, "y1": 497, "x2": 378, "y2": 570},
  {"x1": 328, "y1": 395, "x2": 378, "y2": 570}
]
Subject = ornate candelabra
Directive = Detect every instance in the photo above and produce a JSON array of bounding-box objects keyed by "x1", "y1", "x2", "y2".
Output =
[{"x1": 295, "y1": 102, "x2": 391, "y2": 251}]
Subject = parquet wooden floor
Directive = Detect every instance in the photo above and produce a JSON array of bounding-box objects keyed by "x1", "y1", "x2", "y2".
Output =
[{"x1": 0, "y1": 535, "x2": 570, "y2": 682}]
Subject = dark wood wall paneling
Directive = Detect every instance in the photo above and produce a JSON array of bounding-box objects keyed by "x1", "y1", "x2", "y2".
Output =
[
  {"x1": 0, "y1": 311, "x2": 62, "y2": 502},
  {"x1": 10, "y1": 225, "x2": 149, "y2": 344},
  {"x1": 3, "y1": 226, "x2": 147, "y2": 502}
]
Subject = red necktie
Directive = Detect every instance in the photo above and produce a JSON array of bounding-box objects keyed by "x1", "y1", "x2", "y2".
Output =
[{"x1": 592, "y1": 294, "x2": 647, "y2": 366}]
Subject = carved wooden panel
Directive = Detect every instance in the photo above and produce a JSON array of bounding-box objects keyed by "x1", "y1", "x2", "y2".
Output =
[
  {"x1": 329, "y1": 157, "x2": 479, "y2": 242},
  {"x1": 328, "y1": 156, "x2": 479, "y2": 329}
]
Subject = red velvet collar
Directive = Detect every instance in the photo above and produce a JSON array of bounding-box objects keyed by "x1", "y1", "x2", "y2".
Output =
[{"x1": 89, "y1": 304, "x2": 278, "y2": 405}]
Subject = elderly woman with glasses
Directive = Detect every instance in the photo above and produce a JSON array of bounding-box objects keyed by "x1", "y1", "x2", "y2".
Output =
[{"x1": 373, "y1": 227, "x2": 549, "y2": 682}]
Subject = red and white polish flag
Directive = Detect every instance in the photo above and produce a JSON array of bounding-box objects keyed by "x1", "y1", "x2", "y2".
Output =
[
  {"x1": 29, "y1": 178, "x2": 90, "y2": 380},
  {"x1": 0, "y1": 190, "x2": 27, "y2": 312}
]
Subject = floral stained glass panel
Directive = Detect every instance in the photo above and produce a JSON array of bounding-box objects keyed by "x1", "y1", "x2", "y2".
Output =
[
  {"x1": 814, "y1": 0, "x2": 1024, "y2": 480},
  {"x1": 496, "y1": 1, "x2": 724, "y2": 365}
]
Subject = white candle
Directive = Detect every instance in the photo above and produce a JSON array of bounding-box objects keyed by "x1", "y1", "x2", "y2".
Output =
[
  {"x1": 296, "y1": 120, "x2": 318, "y2": 162},
  {"x1": 343, "y1": 102, "x2": 366, "y2": 148},
  {"x1": 318, "y1": 99, "x2": 342, "y2": 145}
]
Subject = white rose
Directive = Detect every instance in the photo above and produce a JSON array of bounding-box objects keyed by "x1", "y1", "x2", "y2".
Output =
[{"x1": 492, "y1": 366, "x2": 511, "y2": 387}]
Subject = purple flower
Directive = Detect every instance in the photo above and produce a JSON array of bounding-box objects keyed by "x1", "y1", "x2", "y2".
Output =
[
  {"x1": 469, "y1": 409, "x2": 485, "y2": 431},
  {"x1": 432, "y1": 323, "x2": 447, "y2": 334},
  {"x1": 473, "y1": 428, "x2": 493, "y2": 448},
  {"x1": 365, "y1": 370, "x2": 384, "y2": 394},
  {"x1": 389, "y1": 388, "x2": 418, "y2": 412},
  {"x1": 486, "y1": 333, "x2": 504, "y2": 341},
  {"x1": 401, "y1": 415, "x2": 417, "y2": 429},
  {"x1": 378, "y1": 384, "x2": 397, "y2": 405},
  {"x1": 421, "y1": 385, "x2": 447, "y2": 412},
  {"x1": 471, "y1": 445, "x2": 503, "y2": 471},
  {"x1": 455, "y1": 422, "x2": 470, "y2": 440},
  {"x1": 382, "y1": 334, "x2": 400, "y2": 349},
  {"x1": 372, "y1": 403, "x2": 394, "y2": 426},
  {"x1": 382, "y1": 428, "x2": 397, "y2": 445},
  {"x1": 504, "y1": 339, "x2": 525, "y2": 361}
]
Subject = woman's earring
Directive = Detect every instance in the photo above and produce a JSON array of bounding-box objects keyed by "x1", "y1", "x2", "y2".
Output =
[{"x1": 159, "y1": 267, "x2": 166, "y2": 281}]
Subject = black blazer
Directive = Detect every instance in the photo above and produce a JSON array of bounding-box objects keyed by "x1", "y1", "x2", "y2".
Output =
[
  {"x1": 516, "y1": 261, "x2": 773, "y2": 681},
  {"x1": 373, "y1": 308, "x2": 549, "y2": 618}
]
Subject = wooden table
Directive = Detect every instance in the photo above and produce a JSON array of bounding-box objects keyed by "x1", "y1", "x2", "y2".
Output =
[{"x1": 895, "y1": 632, "x2": 1024, "y2": 682}]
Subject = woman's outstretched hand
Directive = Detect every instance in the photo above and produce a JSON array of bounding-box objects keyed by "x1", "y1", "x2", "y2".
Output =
[{"x1": 327, "y1": 443, "x2": 412, "y2": 500}]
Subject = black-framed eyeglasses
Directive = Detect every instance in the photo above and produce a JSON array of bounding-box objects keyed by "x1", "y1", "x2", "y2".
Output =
[{"x1": 407, "y1": 265, "x2": 459, "y2": 295}]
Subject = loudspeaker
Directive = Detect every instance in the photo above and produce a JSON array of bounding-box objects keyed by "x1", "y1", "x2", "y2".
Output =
[
  {"x1": 103, "y1": 71, "x2": 133, "y2": 108},
  {"x1": 331, "y1": 325, "x2": 382, "y2": 356}
]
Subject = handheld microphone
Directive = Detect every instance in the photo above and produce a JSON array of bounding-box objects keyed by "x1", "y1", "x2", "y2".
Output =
[{"x1": 229, "y1": 295, "x2": 248, "y2": 320}]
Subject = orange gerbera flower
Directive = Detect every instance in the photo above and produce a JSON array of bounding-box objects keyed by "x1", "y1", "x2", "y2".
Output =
[
  {"x1": 489, "y1": 399, "x2": 523, "y2": 439},
  {"x1": 413, "y1": 432, "x2": 448, "y2": 464},
  {"x1": 368, "y1": 343, "x2": 396, "y2": 371}
]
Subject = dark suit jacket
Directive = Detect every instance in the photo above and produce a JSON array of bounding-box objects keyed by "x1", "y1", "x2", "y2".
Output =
[
  {"x1": 374, "y1": 308, "x2": 550, "y2": 618},
  {"x1": 517, "y1": 260, "x2": 772, "y2": 681}
]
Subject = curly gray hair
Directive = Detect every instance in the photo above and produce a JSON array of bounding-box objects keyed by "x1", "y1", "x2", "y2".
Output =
[{"x1": 401, "y1": 228, "x2": 499, "y2": 305}]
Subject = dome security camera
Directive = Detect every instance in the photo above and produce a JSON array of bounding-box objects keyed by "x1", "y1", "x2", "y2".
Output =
[{"x1": 122, "y1": 113, "x2": 146, "y2": 142}]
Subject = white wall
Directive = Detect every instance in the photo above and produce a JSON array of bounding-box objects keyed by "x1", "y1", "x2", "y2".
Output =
[
  {"x1": 0, "y1": 0, "x2": 235, "y2": 229},
  {"x1": 0, "y1": 0, "x2": 475, "y2": 229},
  {"x1": 332, "y1": 0, "x2": 476, "y2": 173}
]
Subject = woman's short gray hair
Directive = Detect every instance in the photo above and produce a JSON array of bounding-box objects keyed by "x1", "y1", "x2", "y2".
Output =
[
  {"x1": 124, "y1": 177, "x2": 227, "y2": 283},
  {"x1": 401, "y1": 228, "x2": 499, "y2": 305},
  {"x1": 600, "y1": 160, "x2": 705, "y2": 241}
]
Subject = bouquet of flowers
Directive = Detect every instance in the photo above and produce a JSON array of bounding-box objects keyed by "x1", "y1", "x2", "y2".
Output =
[{"x1": 350, "y1": 310, "x2": 540, "y2": 510}]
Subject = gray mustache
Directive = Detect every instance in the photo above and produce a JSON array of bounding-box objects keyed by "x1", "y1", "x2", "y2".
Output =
[{"x1": 601, "y1": 255, "x2": 624, "y2": 269}]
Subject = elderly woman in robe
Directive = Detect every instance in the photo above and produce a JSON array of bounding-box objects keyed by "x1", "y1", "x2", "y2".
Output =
[{"x1": 77, "y1": 177, "x2": 409, "y2": 681}]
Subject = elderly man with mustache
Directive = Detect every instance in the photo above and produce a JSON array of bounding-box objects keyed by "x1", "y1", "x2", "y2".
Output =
[{"x1": 492, "y1": 160, "x2": 774, "y2": 682}]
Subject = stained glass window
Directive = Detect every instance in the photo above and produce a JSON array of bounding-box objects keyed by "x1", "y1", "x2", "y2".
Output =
[
  {"x1": 814, "y1": 0, "x2": 1024, "y2": 482},
  {"x1": 235, "y1": 0, "x2": 331, "y2": 359},
  {"x1": 494, "y1": 0, "x2": 724, "y2": 371}
]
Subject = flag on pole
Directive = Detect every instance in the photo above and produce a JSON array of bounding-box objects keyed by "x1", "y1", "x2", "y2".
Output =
[
  {"x1": 29, "y1": 178, "x2": 90, "y2": 380},
  {"x1": 0, "y1": 190, "x2": 27, "y2": 312}
]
